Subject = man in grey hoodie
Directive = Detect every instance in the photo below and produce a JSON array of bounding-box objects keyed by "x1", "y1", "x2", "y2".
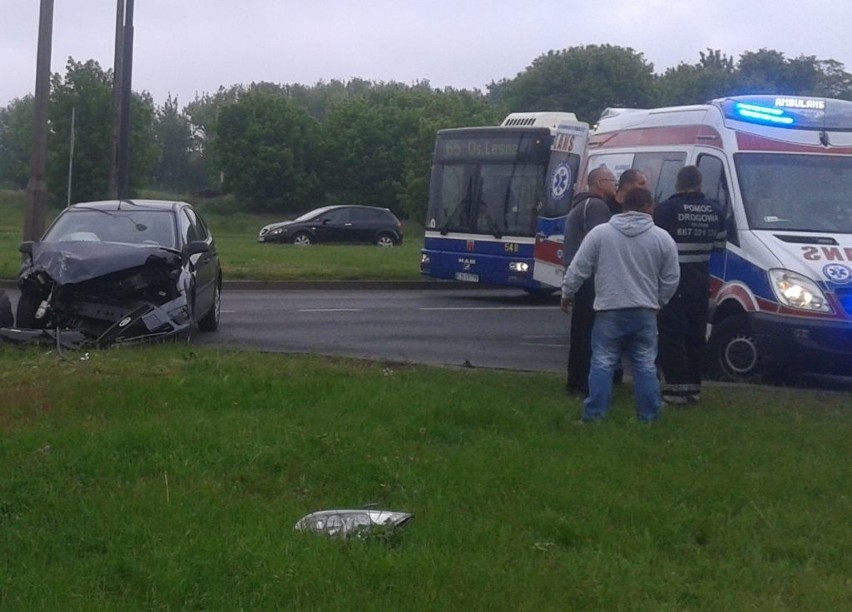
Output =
[{"x1": 561, "y1": 187, "x2": 680, "y2": 423}]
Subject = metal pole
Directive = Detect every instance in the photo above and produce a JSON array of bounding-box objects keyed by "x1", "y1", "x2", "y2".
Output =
[
  {"x1": 108, "y1": 0, "x2": 125, "y2": 199},
  {"x1": 66, "y1": 107, "x2": 76, "y2": 208},
  {"x1": 117, "y1": 0, "x2": 134, "y2": 200},
  {"x1": 23, "y1": 0, "x2": 54, "y2": 242}
]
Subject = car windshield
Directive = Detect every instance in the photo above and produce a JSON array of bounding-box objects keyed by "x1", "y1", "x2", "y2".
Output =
[
  {"x1": 736, "y1": 153, "x2": 852, "y2": 233},
  {"x1": 43, "y1": 209, "x2": 178, "y2": 248}
]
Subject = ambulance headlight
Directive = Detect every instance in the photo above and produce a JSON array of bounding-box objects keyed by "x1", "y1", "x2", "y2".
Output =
[
  {"x1": 509, "y1": 262, "x2": 529, "y2": 273},
  {"x1": 768, "y1": 269, "x2": 831, "y2": 312}
]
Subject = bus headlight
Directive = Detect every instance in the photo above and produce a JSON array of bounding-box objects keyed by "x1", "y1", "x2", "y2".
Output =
[
  {"x1": 768, "y1": 269, "x2": 831, "y2": 312},
  {"x1": 420, "y1": 253, "x2": 430, "y2": 265},
  {"x1": 509, "y1": 261, "x2": 529, "y2": 273}
]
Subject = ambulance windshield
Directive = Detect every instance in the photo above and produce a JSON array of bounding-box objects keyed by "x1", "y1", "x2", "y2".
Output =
[{"x1": 736, "y1": 153, "x2": 852, "y2": 233}]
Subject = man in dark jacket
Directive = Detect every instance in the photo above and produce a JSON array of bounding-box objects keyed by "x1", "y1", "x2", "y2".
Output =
[
  {"x1": 654, "y1": 165, "x2": 727, "y2": 404},
  {"x1": 562, "y1": 168, "x2": 649, "y2": 396},
  {"x1": 562, "y1": 167, "x2": 618, "y2": 395}
]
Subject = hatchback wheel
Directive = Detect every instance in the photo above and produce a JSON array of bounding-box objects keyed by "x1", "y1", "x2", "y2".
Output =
[
  {"x1": 0, "y1": 290, "x2": 12, "y2": 328},
  {"x1": 198, "y1": 282, "x2": 221, "y2": 332},
  {"x1": 15, "y1": 292, "x2": 44, "y2": 329},
  {"x1": 292, "y1": 231, "x2": 313, "y2": 246},
  {"x1": 375, "y1": 233, "x2": 396, "y2": 247}
]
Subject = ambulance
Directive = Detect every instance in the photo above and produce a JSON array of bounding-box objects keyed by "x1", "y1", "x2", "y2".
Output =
[{"x1": 580, "y1": 95, "x2": 852, "y2": 381}]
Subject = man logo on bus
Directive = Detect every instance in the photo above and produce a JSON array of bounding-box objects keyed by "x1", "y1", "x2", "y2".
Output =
[
  {"x1": 823, "y1": 263, "x2": 852, "y2": 284},
  {"x1": 551, "y1": 162, "x2": 573, "y2": 200}
]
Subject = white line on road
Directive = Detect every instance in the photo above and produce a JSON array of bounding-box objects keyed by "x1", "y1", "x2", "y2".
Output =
[
  {"x1": 298, "y1": 308, "x2": 364, "y2": 312},
  {"x1": 419, "y1": 306, "x2": 555, "y2": 311}
]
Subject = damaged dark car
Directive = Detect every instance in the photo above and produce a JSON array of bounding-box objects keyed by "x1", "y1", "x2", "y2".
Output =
[{"x1": 5, "y1": 199, "x2": 222, "y2": 348}]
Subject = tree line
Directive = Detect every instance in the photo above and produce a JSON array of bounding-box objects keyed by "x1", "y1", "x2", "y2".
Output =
[{"x1": 1, "y1": 45, "x2": 850, "y2": 222}]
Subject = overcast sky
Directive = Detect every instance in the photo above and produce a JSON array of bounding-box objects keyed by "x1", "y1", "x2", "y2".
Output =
[{"x1": 3, "y1": 0, "x2": 852, "y2": 109}]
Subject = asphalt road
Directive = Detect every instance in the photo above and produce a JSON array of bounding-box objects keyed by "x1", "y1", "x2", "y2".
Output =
[
  {"x1": 3, "y1": 283, "x2": 851, "y2": 390},
  {"x1": 195, "y1": 287, "x2": 568, "y2": 373}
]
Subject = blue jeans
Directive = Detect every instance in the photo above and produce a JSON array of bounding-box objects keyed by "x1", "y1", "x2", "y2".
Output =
[{"x1": 583, "y1": 309, "x2": 661, "y2": 423}]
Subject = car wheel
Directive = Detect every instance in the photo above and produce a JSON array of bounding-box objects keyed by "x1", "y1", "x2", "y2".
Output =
[
  {"x1": 0, "y1": 290, "x2": 13, "y2": 328},
  {"x1": 292, "y1": 231, "x2": 313, "y2": 246},
  {"x1": 198, "y1": 282, "x2": 221, "y2": 332},
  {"x1": 706, "y1": 314, "x2": 762, "y2": 382},
  {"x1": 15, "y1": 292, "x2": 44, "y2": 329},
  {"x1": 375, "y1": 233, "x2": 396, "y2": 247}
]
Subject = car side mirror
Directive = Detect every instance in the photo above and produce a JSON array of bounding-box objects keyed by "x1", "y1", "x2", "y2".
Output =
[
  {"x1": 18, "y1": 241, "x2": 34, "y2": 255},
  {"x1": 184, "y1": 240, "x2": 209, "y2": 256}
]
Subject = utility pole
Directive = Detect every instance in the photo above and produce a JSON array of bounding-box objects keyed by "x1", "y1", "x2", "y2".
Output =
[
  {"x1": 23, "y1": 0, "x2": 54, "y2": 242},
  {"x1": 113, "y1": 0, "x2": 133, "y2": 199},
  {"x1": 108, "y1": 0, "x2": 126, "y2": 199}
]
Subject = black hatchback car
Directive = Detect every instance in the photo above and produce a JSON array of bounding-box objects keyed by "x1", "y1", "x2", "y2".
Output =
[
  {"x1": 10, "y1": 199, "x2": 221, "y2": 348},
  {"x1": 257, "y1": 205, "x2": 403, "y2": 246}
]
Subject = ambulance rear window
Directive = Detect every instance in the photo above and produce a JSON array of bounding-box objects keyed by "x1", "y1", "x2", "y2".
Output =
[{"x1": 719, "y1": 96, "x2": 852, "y2": 131}]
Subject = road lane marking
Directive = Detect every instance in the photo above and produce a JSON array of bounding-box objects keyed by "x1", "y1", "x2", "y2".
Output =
[
  {"x1": 298, "y1": 308, "x2": 364, "y2": 312},
  {"x1": 419, "y1": 306, "x2": 555, "y2": 311}
]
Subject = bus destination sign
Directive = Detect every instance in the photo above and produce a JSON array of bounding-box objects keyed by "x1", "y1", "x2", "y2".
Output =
[{"x1": 435, "y1": 132, "x2": 547, "y2": 162}]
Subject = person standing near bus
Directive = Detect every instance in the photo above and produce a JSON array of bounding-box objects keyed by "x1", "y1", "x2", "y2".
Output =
[
  {"x1": 562, "y1": 167, "x2": 619, "y2": 396},
  {"x1": 562, "y1": 168, "x2": 648, "y2": 396},
  {"x1": 561, "y1": 187, "x2": 680, "y2": 422},
  {"x1": 653, "y1": 166, "x2": 727, "y2": 405}
]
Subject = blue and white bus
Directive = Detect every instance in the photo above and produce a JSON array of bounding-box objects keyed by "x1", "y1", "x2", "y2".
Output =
[{"x1": 420, "y1": 112, "x2": 589, "y2": 292}]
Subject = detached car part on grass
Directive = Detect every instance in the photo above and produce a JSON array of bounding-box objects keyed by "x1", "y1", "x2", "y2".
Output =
[
  {"x1": 294, "y1": 508, "x2": 413, "y2": 539},
  {"x1": 1, "y1": 199, "x2": 222, "y2": 350}
]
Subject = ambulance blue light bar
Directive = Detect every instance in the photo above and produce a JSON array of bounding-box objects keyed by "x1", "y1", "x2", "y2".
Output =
[
  {"x1": 717, "y1": 95, "x2": 852, "y2": 131},
  {"x1": 733, "y1": 102, "x2": 794, "y2": 126}
]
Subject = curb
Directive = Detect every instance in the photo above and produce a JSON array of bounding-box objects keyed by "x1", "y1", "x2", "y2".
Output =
[
  {"x1": 0, "y1": 278, "x2": 500, "y2": 291},
  {"x1": 222, "y1": 279, "x2": 501, "y2": 290}
]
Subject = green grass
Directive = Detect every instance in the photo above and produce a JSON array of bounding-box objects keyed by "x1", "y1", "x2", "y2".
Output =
[
  {"x1": 1, "y1": 344, "x2": 850, "y2": 610},
  {"x1": 0, "y1": 190, "x2": 423, "y2": 280}
]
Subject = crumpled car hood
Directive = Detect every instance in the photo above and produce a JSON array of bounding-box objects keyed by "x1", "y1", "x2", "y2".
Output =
[{"x1": 23, "y1": 241, "x2": 181, "y2": 286}]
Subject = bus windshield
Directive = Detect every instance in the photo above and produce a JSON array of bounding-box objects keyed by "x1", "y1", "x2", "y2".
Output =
[
  {"x1": 735, "y1": 153, "x2": 852, "y2": 233},
  {"x1": 427, "y1": 162, "x2": 545, "y2": 237}
]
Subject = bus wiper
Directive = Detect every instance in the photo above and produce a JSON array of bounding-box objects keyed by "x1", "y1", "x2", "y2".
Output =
[
  {"x1": 441, "y1": 177, "x2": 475, "y2": 235},
  {"x1": 440, "y1": 198, "x2": 466, "y2": 235},
  {"x1": 478, "y1": 201, "x2": 503, "y2": 239}
]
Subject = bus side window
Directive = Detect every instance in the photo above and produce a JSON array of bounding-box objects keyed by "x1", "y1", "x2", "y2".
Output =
[{"x1": 697, "y1": 154, "x2": 737, "y2": 246}]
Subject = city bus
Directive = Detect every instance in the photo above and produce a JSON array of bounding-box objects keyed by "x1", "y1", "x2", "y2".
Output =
[{"x1": 420, "y1": 112, "x2": 589, "y2": 292}]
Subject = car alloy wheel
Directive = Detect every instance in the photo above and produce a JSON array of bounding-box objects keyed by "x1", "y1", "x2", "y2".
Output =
[
  {"x1": 376, "y1": 234, "x2": 396, "y2": 247},
  {"x1": 292, "y1": 232, "x2": 313, "y2": 246}
]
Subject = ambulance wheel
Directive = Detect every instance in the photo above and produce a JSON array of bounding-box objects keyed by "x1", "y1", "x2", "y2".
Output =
[{"x1": 707, "y1": 314, "x2": 761, "y2": 382}]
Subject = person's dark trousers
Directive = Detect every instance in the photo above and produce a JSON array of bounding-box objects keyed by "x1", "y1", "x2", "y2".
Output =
[
  {"x1": 567, "y1": 279, "x2": 595, "y2": 395},
  {"x1": 658, "y1": 290, "x2": 708, "y2": 402}
]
